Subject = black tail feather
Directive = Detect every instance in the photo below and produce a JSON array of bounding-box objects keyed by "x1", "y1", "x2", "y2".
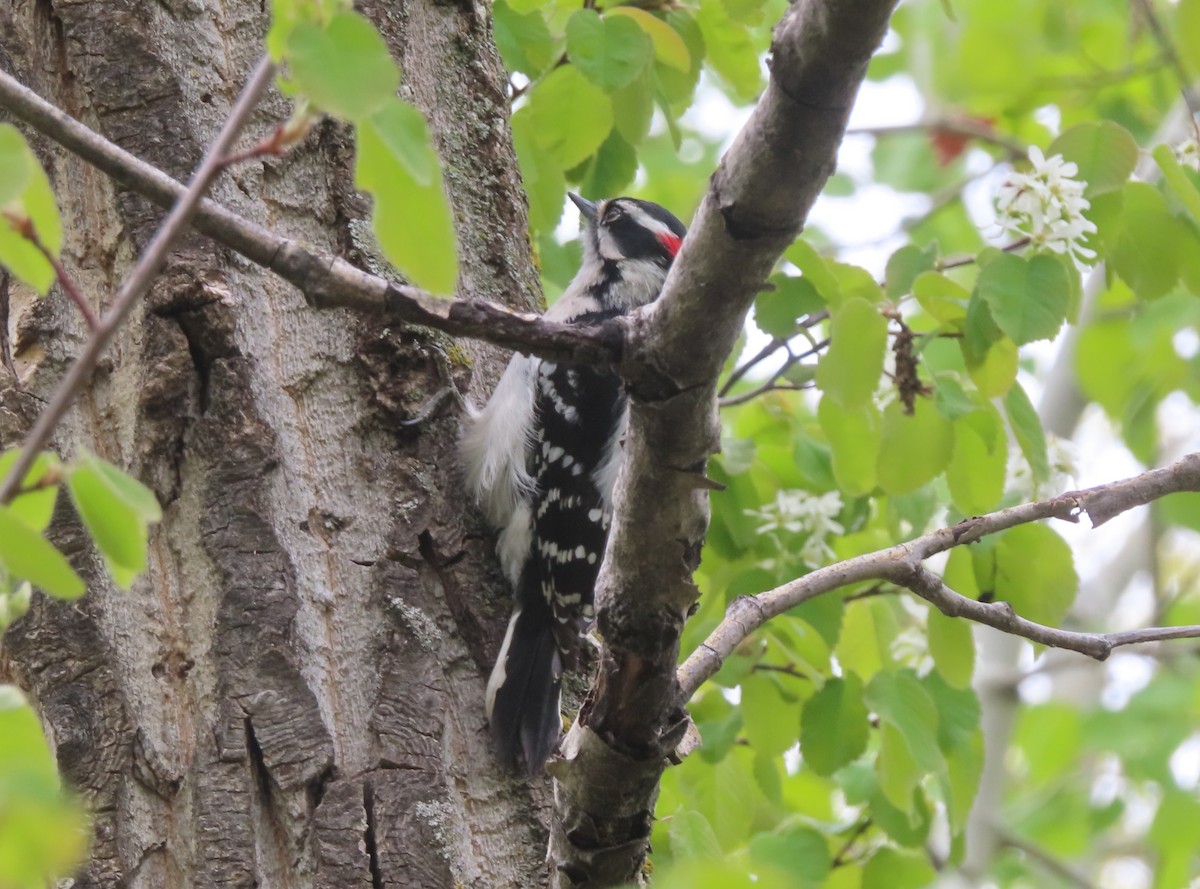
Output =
[{"x1": 486, "y1": 601, "x2": 563, "y2": 773}]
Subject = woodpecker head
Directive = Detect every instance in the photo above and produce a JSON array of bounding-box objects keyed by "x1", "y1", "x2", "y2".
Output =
[{"x1": 570, "y1": 193, "x2": 686, "y2": 270}]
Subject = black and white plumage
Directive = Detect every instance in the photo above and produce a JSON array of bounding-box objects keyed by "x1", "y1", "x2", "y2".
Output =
[{"x1": 462, "y1": 194, "x2": 687, "y2": 772}]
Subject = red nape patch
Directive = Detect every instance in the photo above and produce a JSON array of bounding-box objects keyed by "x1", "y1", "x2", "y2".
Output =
[{"x1": 657, "y1": 232, "x2": 683, "y2": 258}]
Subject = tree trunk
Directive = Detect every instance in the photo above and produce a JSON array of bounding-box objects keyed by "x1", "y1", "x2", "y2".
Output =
[{"x1": 0, "y1": 1, "x2": 547, "y2": 885}]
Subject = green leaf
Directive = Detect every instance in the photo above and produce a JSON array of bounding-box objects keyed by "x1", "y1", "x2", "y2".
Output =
[
  {"x1": 963, "y1": 334, "x2": 1017, "y2": 398},
  {"x1": 512, "y1": 108, "x2": 567, "y2": 232},
  {"x1": 818, "y1": 397, "x2": 881, "y2": 497},
  {"x1": 566, "y1": 10, "x2": 652, "y2": 92},
  {"x1": 885, "y1": 244, "x2": 937, "y2": 300},
  {"x1": 816, "y1": 298, "x2": 887, "y2": 408},
  {"x1": 363, "y1": 99, "x2": 434, "y2": 186},
  {"x1": 975, "y1": 252, "x2": 1070, "y2": 345},
  {"x1": 1181, "y1": 0, "x2": 1200, "y2": 82},
  {"x1": 920, "y1": 671, "x2": 980, "y2": 753},
  {"x1": 876, "y1": 723, "x2": 923, "y2": 812},
  {"x1": 695, "y1": 0, "x2": 761, "y2": 101},
  {"x1": 864, "y1": 670, "x2": 943, "y2": 773},
  {"x1": 740, "y1": 673, "x2": 798, "y2": 756},
  {"x1": 611, "y1": 65, "x2": 655, "y2": 148},
  {"x1": 580, "y1": 129, "x2": 637, "y2": 198},
  {"x1": 946, "y1": 405, "x2": 1006, "y2": 514},
  {"x1": 1153, "y1": 142, "x2": 1200, "y2": 227},
  {"x1": 994, "y1": 523, "x2": 1078, "y2": 626},
  {"x1": 1048, "y1": 121, "x2": 1139, "y2": 197},
  {"x1": 943, "y1": 730, "x2": 983, "y2": 836},
  {"x1": 67, "y1": 457, "x2": 147, "y2": 586},
  {"x1": 877, "y1": 398, "x2": 954, "y2": 497},
  {"x1": 89, "y1": 458, "x2": 162, "y2": 524},
  {"x1": 800, "y1": 673, "x2": 869, "y2": 776},
  {"x1": 862, "y1": 846, "x2": 937, "y2": 889},
  {"x1": 288, "y1": 12, "x2": 400, "y2": 121},
  {"x1": 0, "y1": 686, "x2": 89, "y2": 888},
  {"x1": 928, "y1": 608, "x2": 975, "y2": 688},
  {"x1": 748, "y1": 825, "x2": 831, "y2": 889},
  {"x1": 786, "y1": 239, "x2": 840, "y2": 302},
  {"x1": 492, "y1": 0, "x2": 554, "y2": 78},
  {"x1": 0, "y1": 451, "x2": 60, "y2": 533},
  {"x1": 1004, "y1": 382, "x2": 1049, "y2": 483},
  {"x1": 0, "y1": 125, "x2": 61, "y2": 295},
  {"x1": 1112, "y1": 182, "x2": 1182, "y2": 300},
  {"x1": 0, "y1": 506, "x2": 84, "y2": 598},
  {"x1": 356, "y1": 104, "x2": 459, "y2": 294},
  {"x1": 913, "y1": 271, "x2": 969, "y2": 323},
  {"x1": 666, "y1": 809, "x2": 723, "y2": 861},
  {"x1": 836, "y1": 598, "x2": 896, "y2": 682},
  {"x1": 527, "y1": 66, "x2": 614, "y2": 170},
  {"x1": 0, "y1": 125, "x2": 33, "y2": 207},
  {"x1": 932, "y1": 373, "x2": 977, "y2": 421},
  {"x1": 606, "y1": 7, "x2": 691, "y2": 72},
  {"x1": 755, "y1": 275, "x2": 824, "y2": 338}
]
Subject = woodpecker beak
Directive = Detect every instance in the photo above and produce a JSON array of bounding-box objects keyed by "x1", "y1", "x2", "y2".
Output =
[{"x1": 568, "y1": 193, "x2": 598, "y2": 226}]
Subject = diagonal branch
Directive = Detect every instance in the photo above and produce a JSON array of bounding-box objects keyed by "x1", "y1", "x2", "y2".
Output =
[
  {"x1": 0, "y1": 68, "x2": 622, "y2": 370},
  {"x1": 546, "y1": 1, "x2": 901, "y2": 885},
  {"x1": 0, "y1": 56, "x2": 277, "y2": 504},
  {"x1": 678, "y1": 451, "x2": 1200, "y2": 699}
]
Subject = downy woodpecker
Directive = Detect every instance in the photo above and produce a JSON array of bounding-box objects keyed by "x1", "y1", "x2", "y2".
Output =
[{"x1": 462, "y1": 193, "x2": 687, "y2": 772}]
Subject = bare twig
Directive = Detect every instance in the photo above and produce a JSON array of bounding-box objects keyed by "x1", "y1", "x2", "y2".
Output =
[
  {"x1": 996, "y1": 827, "x2": 1094, "y2": 889},
  {"x1": 678, "y1": 452, "x2": 1200, "y2": 698},
  {"x1": 0, "y1": 67, "x2": 625, "y2": 371},
  {"x1": 752, "y1": 663, "x2": 811, "y2": 681},
  {"x1": 831, "y1": 819, "x2": 872, "y2": 868},
  {"x1": 847, "y1": 117, "x2": 1027, "y2": 159},
  {"x1": 719, "y1": 381, "x2": 814, "y2": 408},
  {"x1": 0, "y1": 56, "x2": 276, "y2": 505},
  {"x1": 719, "y1": 337, "x2": 786, "y2": 396},
  {"x1": 937, "y1": 236, "x2": 1031, "y2": 271},
  {"x1": 1, "y1": 211, "x2": 99, "y2": 330},
  {"x1": 718, "y1": 337, "x2": 828, "y2": 407}
]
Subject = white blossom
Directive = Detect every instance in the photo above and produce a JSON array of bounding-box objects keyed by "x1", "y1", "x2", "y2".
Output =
[
  {"x1": 747, "y1": 489, "x2": 844, "y2": 568},
  {"x1": 995, "y1": 145, "x2": 1098, "y2": 263}
]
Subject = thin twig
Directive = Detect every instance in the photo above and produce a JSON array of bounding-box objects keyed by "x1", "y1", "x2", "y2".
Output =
[
  {"x1": 719, "y1": 381, "x2": 813, "y2": 408},
  {"x1": 847, "y1": 118, "x2": 1026, "y2": 159},
  {"x1": 937, "y1": 236, "x2": 1031, "y2": 271},
  {"x1": 830, "y1": 819, "x2": 872, "y2": 868},
  {"x1": 718, "y1": 337, "x2": 829, "y2": 407},
  {"x1": 719, "y1": 337, "x2": 786, "y2": 396},
  {"x1": 0, "y1": 56, "x2": 276, "y2": 505},
  {"x1": 1, "y1": 211, "x2": 99, "y2": 330},
  {"x1": 0, "y1": 67, "x2": 625, "y2": 370},
  {"x1": 678, "y1": 452, "x2": 1200, "y2": 698},
  {"x1": 751, "y1": 663, "x2": 811, "y2": 680},
  {"x1": 996, "y1": 827, "x2": 1094, "y2": 889}
]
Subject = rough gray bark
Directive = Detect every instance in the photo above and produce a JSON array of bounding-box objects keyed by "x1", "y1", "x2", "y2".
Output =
[
  {"x1": 0, "y1": 1, "x2": 548, "y2": 887},
  {"x1": 548, "y1": 2, "x2": 900, "y2": 884}
]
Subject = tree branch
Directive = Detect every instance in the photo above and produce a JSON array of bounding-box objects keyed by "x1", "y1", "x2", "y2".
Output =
[
  {"x1": 0, "y1": 68, "x2": 624, "y2": 370},
  {"x1": 546, "y1": 1, "x2": 902, "y2": 885},
  {"x1": 0, "y1": 57, "x2": 277, "y2": 504},
  {"x1": 678, "y1": 452, "x2": 1200, "y2": 699},
  {"x1": 846, "y1": 117, "x2": 1027, "y2": 159}
]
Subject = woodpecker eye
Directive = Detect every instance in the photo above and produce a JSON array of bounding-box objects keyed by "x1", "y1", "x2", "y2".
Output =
[{"x1": 602, "y1": 203, "x2": 626, "y2": 224}]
